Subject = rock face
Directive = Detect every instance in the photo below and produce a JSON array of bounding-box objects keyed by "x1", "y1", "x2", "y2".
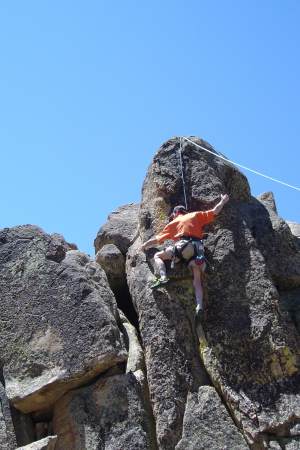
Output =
[
  {"x1": 126, "y1": 238, "x2": 210, "y2": 450},
  {"x1": 126, "y1": 137, "x2": 300, "y2": 449},
  {"x1": 256, "y1": 192, "x2": 300, "y2": 288},
  {"x1": 0, "y1": 383, "x2": 17, "y2": 450},
  {"x1": 176, "y1": 386, "x2": 249, "y2": 450},
  {"x1": 287, "y1": 221, "x2": 300, "y2": 239},
  {"x1": 53, "y1": 372, "x2": 155, "y2": 450},
  {"x1": 0, "y1": 225, "x2": 127, "y2": 414},
  {"x1": 96, "y1": 243, "x2": 125, "y2": 293},
  {"x1": 1, "y1": 137, "x2": 300, "y2": 450},
  {"x1": 94, "y1": 203, "x2": 139, "y2": 255}
]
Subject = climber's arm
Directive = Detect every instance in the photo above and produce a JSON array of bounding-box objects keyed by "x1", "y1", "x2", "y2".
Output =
[
  {"x1": 141, "y1": 237, "x2": 159, "y2": 251},
  {"x1": 212, "y1": 194, "x2": 229, "y2": 215},
  {"x1": 141, "y1": 222, "x2": 174, "y2": 251}
]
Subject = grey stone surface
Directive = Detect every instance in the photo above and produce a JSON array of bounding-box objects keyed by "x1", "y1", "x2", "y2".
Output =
[
  {"x1": 285, "y1": 439, "x2": 300, "y2": 449},
  {"x1": 94, "y1": 203, "x2": 139, "y2": 254},
  {"x1": 53, "y1": 372, "x2": 155, "y2": 450},
  {"x1": 0, "y1": 383, "x2": 17, "y2": 450},
  {"x1": 257, "y1": 191, "x2": 278, "y2": 214},
  {"x1": 287, "y1": 221, "x2": 300, "y2": 239},
  {"x1": 0, "y1": 226, "x2": 127, "y2": 413},
  {"x1": 96, "y1": 243, "x2": 126, "y2": 298},
  {"x1": 175, "y1": 386, "x2": 249, "y2": 450},
  {"x1": 268, "y1": 438, "x2": 300, "y2": 449},
  {"x1": 279, "y1": 287, "x2": 300, "y2": 334},
  {"x1": 127, "y1": 137, "x2": 300, "y2": 448},
  {"x1": 268, "y1": 442, "x2": 282, "y2": 449},
  {"x1": 257, "y1": 192, "x2": 300, "y2": 289},
  {"x1": 126, "y1": 238, "x2": 210, "y2": 450},
  {"x1": 16, "y1": 435, "x2": 57, "y2": 450},
  {"x1": 10, "y1": 406, "x2": 35, "y2": 448},
  {"x1": 119, "y1": 310, "x2": 145, "y2": 373}
]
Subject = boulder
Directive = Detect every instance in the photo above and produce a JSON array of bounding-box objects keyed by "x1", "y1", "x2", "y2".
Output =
[
  {"x1": 0, "y1": 226, "x2": 127, "y2": 413},
  {"x1": 175, "y1": 386, "x2": 249, "y2": 450},
  {"x1": 96, "y1": 243, "x2": 126, "y2": 299},
  {"x1": 53, "y1": 372, "x2": 156, "y2": 450},
  {"x1": 94, "y1": 203, "x2": 139, "y2": 255},
  {"x1": 127, "y1": 137, "x2": 300, "y2": 448}
]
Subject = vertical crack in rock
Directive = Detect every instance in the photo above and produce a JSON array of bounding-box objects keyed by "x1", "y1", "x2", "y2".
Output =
[
  {"x1": 118, "y1": 309, "x2": 158, "y2": 449},
  {"x1": 96, "y1": 243, "x2": 140, "y2": 329},
  {"x1": 94, "y1": 203, "x2": 140, "y2": 330},
  {"x1": 176, "y1": 386, "x2": 249, "y2": 449},
  {"x1": 52, "y1": 368, "x2": 156, "y2": 449},
  {"x1": 127, "y1": 237, "x2": 211, "y2": 449}
]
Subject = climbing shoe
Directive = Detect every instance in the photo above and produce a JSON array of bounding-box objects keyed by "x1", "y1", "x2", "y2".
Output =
[
  {"x1": 195, "y1": 305, "x2": 204, "y2": 323},
  {"x1": 150, "y1": 277, "x2": 170, "y2": 289}
]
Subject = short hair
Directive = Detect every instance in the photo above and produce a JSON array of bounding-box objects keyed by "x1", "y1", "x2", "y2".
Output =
[
  {"x1": 170, "y1": 205, "x2": 187, "y2": 220},
  {"x1": 173, "y1": 205, "x2": 187, "y2": 215}
]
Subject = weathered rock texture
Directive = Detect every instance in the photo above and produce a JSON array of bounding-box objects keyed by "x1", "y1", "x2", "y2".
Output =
[
  {"x1": 0, "y1": 383, "x2": 17, "y2": 450},
  {"x1": 1, "y1": 137, "x2": 300, "y2": 450},
  {"x1": 53, "y1": 371, "x2": 155, "y2": 450},
  {"x1": 126, "y1": 137, "x2": 300, "y2": 449},
  {"x1": 96, "y1": 243, "x2": 125, "y2": 296},
  {"x1": 95, "y1": 205, "x2": 140, "y2": 327},
  {"x1": 94, "y1": 203, "x2": 139, "y2": 255},
  {"x1": 257, "y1": 192, "x2": 300, "y2": 288},
  {"x1": 127, "y1": 238, "x2": 210, "y2": 450},
  {"x1": 0, "y1": 226, "x2": 127, "y2": 414},
  {"x1": 287, "y1": 221, "x2": 300, "y2": 239},
  {"x1": 118, "y1": 310, "x2": 145, "y2": 373},
  {"x1": 176, "y1": 386, "x2": 249, "y2": 450}
]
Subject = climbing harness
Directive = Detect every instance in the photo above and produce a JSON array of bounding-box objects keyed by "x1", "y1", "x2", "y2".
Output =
[{"x1": 172, "y1": 237, "x2": 206, "y2": 267}]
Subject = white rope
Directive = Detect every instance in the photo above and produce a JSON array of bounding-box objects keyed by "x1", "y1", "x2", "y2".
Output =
[
  {"x1": 178, "y1": 137, "x2": 188, "y2": 209},
  {"x1": 182, "y1": 136, "x2": 300, "y2": 192}
]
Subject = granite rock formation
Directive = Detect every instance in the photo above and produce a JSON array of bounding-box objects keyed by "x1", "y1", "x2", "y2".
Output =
[
  {"x1": 94, "y1": 203, "x2": 139, "y2": 255},
  {"x1": 125, "y1": 137, "x2": 300, "y2": 449},
  {"x1": 0, "y1": 137, "x2": 299, "y2": 449}
]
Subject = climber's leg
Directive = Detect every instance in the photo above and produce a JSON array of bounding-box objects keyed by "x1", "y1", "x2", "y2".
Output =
[
  {"x1": 190, "y1": 261, "x2": 206, "y2": 314},
  {"x1": 151, "y1": 248, "x2": 173, "y2": 288}
]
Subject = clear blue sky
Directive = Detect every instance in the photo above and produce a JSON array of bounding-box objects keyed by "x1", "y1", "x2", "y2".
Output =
[{"x1": 1, "y1": 1, "x2": 299, "y2": 255}]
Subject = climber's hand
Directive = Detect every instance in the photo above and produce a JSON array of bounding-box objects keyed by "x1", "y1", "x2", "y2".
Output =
[{"x1": 221, "y1": 194, "x2": 229, "y2": 204}]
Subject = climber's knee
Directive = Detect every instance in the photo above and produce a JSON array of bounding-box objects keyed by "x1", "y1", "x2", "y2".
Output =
[{"x1": 155, "y1": 248, "x2": 173, "y2": 261}]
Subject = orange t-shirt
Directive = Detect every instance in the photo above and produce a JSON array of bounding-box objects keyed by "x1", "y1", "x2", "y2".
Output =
[{"x1": 156, "y1": 210, "x2": 215, "y2": 244}]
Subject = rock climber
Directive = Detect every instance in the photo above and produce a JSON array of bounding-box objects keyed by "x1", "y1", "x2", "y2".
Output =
[{"x1": 141, "y1": 194, "x2": 229, "y2": 319}]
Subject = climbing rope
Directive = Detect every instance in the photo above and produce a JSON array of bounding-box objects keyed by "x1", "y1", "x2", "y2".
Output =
[
  {"x1": 182, "y1": 136, "x2": 300, "y2": 192},
  {"x1": 178, "y1": 137, "x2": 188, "y2": 209}
]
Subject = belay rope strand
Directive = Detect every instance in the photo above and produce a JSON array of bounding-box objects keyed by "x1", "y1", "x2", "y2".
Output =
[
  {"x1": 177, "y1": 135, "x2": 299, "y2": 216},
  {"x1": 182, "y1": 136, "x2": 300, "y2": 192},
  {"x1": 178, "y1": 137, "x2": 188, "y2": 210}
]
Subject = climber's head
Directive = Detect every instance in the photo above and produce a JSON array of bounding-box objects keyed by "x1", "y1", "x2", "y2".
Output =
[{"x1": 170, "y1": 205, "x2": 187, "y2": 220}]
